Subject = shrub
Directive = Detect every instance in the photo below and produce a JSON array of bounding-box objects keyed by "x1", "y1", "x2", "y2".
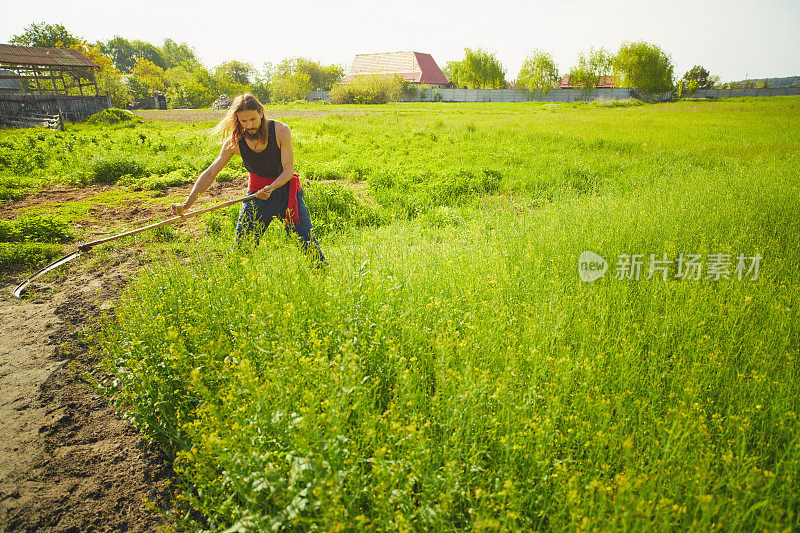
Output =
[
  {"x1": 0, "y1": 215, "x2": 73, "y2": 243},
  {"x1": 85, "y1": 108, "x2": 143, "y2": 126},
  {"x1": 0, "y1": 242, "x2": 62, "y2": 274},
  {"x1": 90, "y1": 157, "x2": 146, "y2": 184},
  {"x1": 0, "y1": 176, "x2": 36, "y2": 202},
  {"x1": 330, "y1": 74, "x2": 405, "y2": 104},
  {"x1": 0, "y1": 140, "x2": 47, "y2": 174}
]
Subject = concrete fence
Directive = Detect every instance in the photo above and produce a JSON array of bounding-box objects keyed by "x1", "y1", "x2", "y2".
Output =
[
  {"x1": 410, "y1": 87, "x2": 636, "y2": 103},
  {"x1": 306, "y1": 88, "x2": 635, "y2": 103},
  {"x1": 691, "y1": 87, "x2": 800, "y2": 98},
  {"x1": 307, "y1": 86, "x2": 800, "y2": 103},
  {"x1": 0, "y1": 94, "x2": 111, "y2": 122}
]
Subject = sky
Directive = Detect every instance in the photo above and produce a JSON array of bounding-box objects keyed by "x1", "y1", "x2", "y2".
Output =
[{"x1": 2, "y1": 0, "x2": 799, "y2": 82}]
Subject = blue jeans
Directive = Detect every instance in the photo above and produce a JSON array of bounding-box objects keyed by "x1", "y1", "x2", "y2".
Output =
[{"x1": 235, "y1": 188, "x2": 325, "y2": 263}]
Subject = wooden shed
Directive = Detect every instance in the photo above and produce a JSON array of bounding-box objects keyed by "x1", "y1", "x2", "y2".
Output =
[
  {"x1": 0, "y1": 44, "x2": 110, "y2": 123},
  {"x1": 0, "y1": 44, "x2": 101, "y2": 96}
]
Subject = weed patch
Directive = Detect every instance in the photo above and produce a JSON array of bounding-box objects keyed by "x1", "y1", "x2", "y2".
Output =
[
  {"x1": 0, "y1": 242, "x2": 62, "y2": 274},
  {"x1": 0, "y1": 216, "x2": 74, "y2": 243}
]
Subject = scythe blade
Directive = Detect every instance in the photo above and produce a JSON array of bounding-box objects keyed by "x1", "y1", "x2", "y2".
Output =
[{"x1": 12, "y1": 249, "x2": 83, "y2": 298}]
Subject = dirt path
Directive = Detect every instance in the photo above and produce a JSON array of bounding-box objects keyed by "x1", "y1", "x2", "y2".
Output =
[
  {"x1": 0, "y1": 177, "x2": 250, "y2": 532},
  {"x1": 0, "y1": 257, "x2": 174, "y2": 532}
]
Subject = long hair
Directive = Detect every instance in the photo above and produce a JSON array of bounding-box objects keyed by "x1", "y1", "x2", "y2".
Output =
[{"x1": 212, "y1": 93, "x2": 267, "y2": 145}]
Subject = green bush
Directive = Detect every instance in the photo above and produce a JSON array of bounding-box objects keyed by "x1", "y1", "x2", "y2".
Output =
[
  {"x1": 0, "y1": 215, "x2": 73, "y2": 243},
  {"x1": 0, "y1": 176, "x2": 36, "y2": 202},
  {"x1": 0, "y1": 242, "x2": 62, "y2": 274},
  {"x1": 330, "y1": 74, "x2": 405, "y2": 104},
  {"x1": 0, "y1": 140, "x2": 47, "y2": 175},
  {"x1": 85, "y1": 108, "x2": 143, "y2": 126},
  {"x1": 90, "y1": 157, "x2": 147, "y2": 184}
]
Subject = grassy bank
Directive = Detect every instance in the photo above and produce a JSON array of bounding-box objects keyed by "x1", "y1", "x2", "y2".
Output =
[{"x1": 76, "y1": 98, "x2": 800, "y2": 529}]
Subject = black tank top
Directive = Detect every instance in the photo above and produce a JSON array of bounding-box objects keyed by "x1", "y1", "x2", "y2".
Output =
[{"x1": 238, "y1": 120, "x2": 283, "y2": 179}]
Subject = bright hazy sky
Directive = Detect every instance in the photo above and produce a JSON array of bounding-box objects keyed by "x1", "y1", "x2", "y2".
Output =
[{"x1": 2, "y1": 0, "x2": 798, "y2": 82}]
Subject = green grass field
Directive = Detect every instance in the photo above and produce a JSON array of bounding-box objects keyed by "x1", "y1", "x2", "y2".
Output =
[{"x1": 4, "y1": 98, "x2": 799, "y2": 530}]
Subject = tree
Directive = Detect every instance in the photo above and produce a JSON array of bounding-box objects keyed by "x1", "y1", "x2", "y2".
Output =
[
  {"x1": 272, "y1": 58, "x2": 343, "y2": 92},
  {"x1": 164, "y1": 67, "x2": 216, "y2": 108},
  {"x1": 516, "y1": 50, "x2": 559, "y2": 95},
  {"x1": 101, "y1": 36, "x2": 138, "y2": 72},
  {"x1": 266, "y1": 58, "x2": 343, "y2": 101},
  {"x1": 131, "y1": 41, "x2": 167, "y2": 70},
  {"x1": 449, "y1": 48, "x2": 506, "y2": 89},
  {"x1": 682, "y1": 65, "x2": 714, "y2": 90},
  {"x1": 71, "y1": 43, "x2": 130, "y2": 107},
  {"x1": 10, "y1": 22, "x2": 81, "y2": 48},
  {"x1": 161, "y1": 39, "x2": 201, "y2": 71},
  {"x1": 214, "y1": 60, "x2": 255, "y2": 86},
  {"x1": 214, "y1": 60, "x2": 255, "y2": 97},
  {"x1": 101, "y1": 36, "x2": 167, "y2": 72},
  {"x1": 130, "y1": 58, "x2": 167, "y2": 97},
  {"x1": 613, "y1": 41, "x2": 674, "y2": 94},
  {"x1": 442, "y1": 61, "x2": 458, "y2": 83},
  {"x1": 567, "y1": 47, "x2": 613, "y2": 98}
]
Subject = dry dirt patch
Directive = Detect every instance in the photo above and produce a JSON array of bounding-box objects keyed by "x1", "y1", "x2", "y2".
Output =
[
  {"x1": 0, "y1": 255, "x2": 173, "y2": 532},
  {"x1": 0, "y1": 178, "x2": 253, "y2": 532}
]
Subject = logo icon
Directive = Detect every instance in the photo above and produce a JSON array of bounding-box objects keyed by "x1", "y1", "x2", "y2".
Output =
[{"x1": 579, "y1": 251, "x2": 608, "y2": 282}]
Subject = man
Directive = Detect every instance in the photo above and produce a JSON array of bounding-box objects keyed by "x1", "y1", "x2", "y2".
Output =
[{"x1": 171, "y1": 93, "x2": 325, "y2": 263}]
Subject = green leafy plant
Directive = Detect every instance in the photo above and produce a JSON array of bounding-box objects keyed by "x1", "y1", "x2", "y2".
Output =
[
  {"x1": 90, "y1": 157, "x2": 146, "y2": 184},
  {"x1": 330, "y1": 75, "x2": 405, "y2": 104},
  {"x1": 85, "y1": 108, "x2": 143, "y2": 126},
  {"x1": 0, "y1": 215, "x2": 73, "y2": 243}
]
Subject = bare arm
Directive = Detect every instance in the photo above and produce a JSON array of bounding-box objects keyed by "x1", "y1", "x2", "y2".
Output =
[
  {"x1": 255, "y1": 122, "x2": 294, "y2": 199},
  {"x1": 171, "y1": 140, "x2": 235, "y2": 215}
]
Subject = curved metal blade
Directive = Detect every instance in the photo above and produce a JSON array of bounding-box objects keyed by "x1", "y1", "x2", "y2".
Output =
[{"x1": 12, "y1": 250, "x2": 82, "y2": 298}]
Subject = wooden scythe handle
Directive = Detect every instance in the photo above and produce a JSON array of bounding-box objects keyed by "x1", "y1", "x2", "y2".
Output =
[{"x1": 79, "y1": 192, "x2": 258, "y2": 251}]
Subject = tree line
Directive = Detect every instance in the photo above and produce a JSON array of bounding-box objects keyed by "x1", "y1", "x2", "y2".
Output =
[
  {"x1": 8, "y1": 22, "x2": 343, "y2": 108},
  {"x1": 8, "y1": 22, "x2": 743, "y2": 107},
  {"x1": 446, "y1": 44, "x2": 723, "y2": 98}
]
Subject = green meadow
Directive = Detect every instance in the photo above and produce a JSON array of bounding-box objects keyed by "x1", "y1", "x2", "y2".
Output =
[{"x1": 4, "y1": 98, "x2": 799, "y2": 530}]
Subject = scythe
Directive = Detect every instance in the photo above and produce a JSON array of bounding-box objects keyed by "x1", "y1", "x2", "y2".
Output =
[{"x1": 12, "y1": 192, "x2": 258, "y2": 298}]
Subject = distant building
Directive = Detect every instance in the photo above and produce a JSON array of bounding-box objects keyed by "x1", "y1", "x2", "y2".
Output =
[
  {"x1": 341, "y1": 51, "x2": 449, "y2": 85},
  {"x1": 559, "y1": 75, "x2": 617, "y2": 89}
]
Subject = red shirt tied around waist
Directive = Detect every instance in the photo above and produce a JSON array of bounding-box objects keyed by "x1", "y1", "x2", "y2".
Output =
[
  {"x1": 171, "y1": 93, "x2": 324, "y2": 264},
  {"x1": 248, "y1": 171, "x2": 302, "y2": 226}
]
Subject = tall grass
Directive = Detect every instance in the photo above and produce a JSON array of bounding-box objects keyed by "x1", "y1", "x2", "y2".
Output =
[{"x1": 98, "y1": 98, "x2": 800, "y2": 530}]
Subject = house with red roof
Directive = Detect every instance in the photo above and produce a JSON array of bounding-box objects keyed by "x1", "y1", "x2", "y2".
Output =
[{"x1": 341, "y1": 52, "x2": 450, "y2": 85}]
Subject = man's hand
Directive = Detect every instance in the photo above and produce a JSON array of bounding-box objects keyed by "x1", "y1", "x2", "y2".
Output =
[
  {"x1": 171, "y1": 203, "x2": 187, "y2": 218},
  {"x1": 256, "y1": 187, "x2": 272, "y2": 200}
]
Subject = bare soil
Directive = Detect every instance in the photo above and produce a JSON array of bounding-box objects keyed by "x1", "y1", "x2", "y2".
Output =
[{"x1": 0, "y1": 176, "x2": 249, "y2": 532}]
